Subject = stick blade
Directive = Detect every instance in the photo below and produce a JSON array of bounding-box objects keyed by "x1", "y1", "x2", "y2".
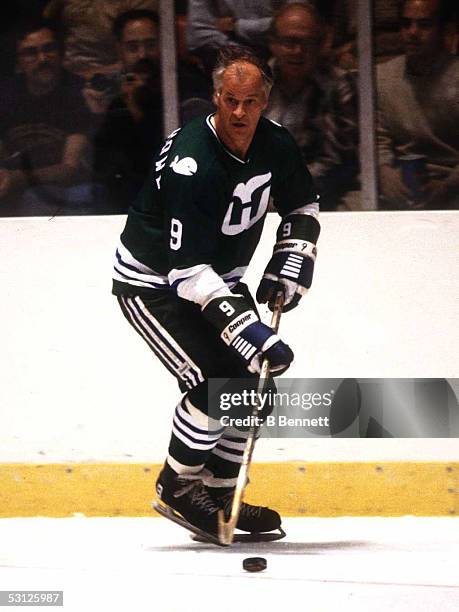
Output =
[{"x1": 218, "y1": 509, "x2": 238, "y2": 546}]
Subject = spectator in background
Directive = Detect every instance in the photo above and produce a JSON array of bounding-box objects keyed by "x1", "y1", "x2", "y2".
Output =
[
  {"x1": 332, "y1": 0, "x2": 405, "y2": 69},
  {"x1": 0, "y1": 20, "x2": 92, "y2": 216},
  {"x1": 92, "y1": 9, "x2": 212, "y2": 213},
  {"x1": 0, "y1": 0, "x2": 48, "y2": 79},
  {"x1": 186, "y1": 0, "x2": 296, "y2": 74},
  {"x1": 44, "y1": 1, "x2": 161, "y2": 118},
  {"x1": 265, "y1": 2, "x2": 359, "y2": 210},
  {"x1": 91, "y1": 9, "x2": 163, "y2": 212},
  {"x1": 43, "y1": 0, "x2": 158, "y2": 76},
  {"x1": 377, "y1": 0, "x2": 459, "y2": 209}
]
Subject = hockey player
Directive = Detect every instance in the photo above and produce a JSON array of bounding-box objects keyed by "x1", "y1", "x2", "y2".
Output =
[{"x1": 112, "y1": 47, "x2": 320, "y2": 542}]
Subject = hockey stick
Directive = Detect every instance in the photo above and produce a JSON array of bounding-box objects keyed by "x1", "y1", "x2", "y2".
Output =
[{"x1": 218, "y1": 290, "x2": 285, "y2": 546}]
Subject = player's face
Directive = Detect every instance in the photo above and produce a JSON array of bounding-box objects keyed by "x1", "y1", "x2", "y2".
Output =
[
  {"x1": 400, "y1": 0, "x2": 442, "y2": 61},
  {"x1": 119, "y1": 18, "x2": 159, "y2": 72},
  {"x1": 17, "y1": 28, "x2": 61, "y2": 91},
  {"x1": 213, "y1": 62, "x2": 268, "y2": 158},
  {"x1": 269, "y1": 8, "x2": 322, "y2": 81}
]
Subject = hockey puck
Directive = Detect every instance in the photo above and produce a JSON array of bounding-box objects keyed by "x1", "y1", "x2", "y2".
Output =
[{"x1": 242, "y1": 557, "x2": 267, "y2": 572}]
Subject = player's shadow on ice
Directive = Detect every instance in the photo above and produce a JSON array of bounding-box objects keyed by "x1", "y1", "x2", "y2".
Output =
[{"x1": 145, "y1": 540, "x2": 370, "y2": 555}]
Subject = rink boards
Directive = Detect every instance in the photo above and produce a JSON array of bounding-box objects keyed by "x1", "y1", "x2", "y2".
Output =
[{"x1": 1, "y1": 461, "x2": 458, "y2": 517}]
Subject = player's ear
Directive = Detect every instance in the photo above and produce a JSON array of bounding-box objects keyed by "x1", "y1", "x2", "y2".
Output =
[
  {"x1": 260, "y1": 93, "x2": 268, "y2": 111},
  {"x1": 213, "y1": 91, "x2": 221, "y2": 107}
]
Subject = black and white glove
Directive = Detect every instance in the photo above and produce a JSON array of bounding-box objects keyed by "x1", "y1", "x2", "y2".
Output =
[
  {"x1": 256, "y1": 214, "x2": 320, "y2": 312},
  {"x1": 202, "y1": 295, "x2": 293, "y2": 375}
]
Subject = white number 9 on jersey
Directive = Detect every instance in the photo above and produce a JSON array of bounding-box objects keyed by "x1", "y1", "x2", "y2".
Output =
[
  {"x1": 219, "y1": 301, "x2": 235, "y2": 317},
  {"x1": 282, "y1": 222, "x2": 292, "y2": 237},
  {"x1": 170, "y1": 218, "x2": 183, "y2": 251}
]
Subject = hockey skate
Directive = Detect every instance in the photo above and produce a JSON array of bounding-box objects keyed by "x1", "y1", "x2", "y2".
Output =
[
  {"x1": 191, "y1": 486, "x2": 286, "y2": 544},
  {"x1": 153, "y1": 463, "x2": 227, "y2": 546},
  {"x1": 153, "y1": 465, "x2": 286, "y2": 545}
]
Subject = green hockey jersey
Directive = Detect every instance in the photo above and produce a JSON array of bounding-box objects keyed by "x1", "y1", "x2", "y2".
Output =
[{"x1": 113, "y1": 114, "x2": 318, "y2": 296}]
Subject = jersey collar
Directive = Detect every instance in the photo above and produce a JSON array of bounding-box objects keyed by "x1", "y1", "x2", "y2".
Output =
[{"x1": 206, "y1": 114, "x2": 250, "y2": 165}]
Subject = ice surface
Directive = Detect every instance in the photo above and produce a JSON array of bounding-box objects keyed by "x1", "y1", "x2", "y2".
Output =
[{"x1": 0, "y1": 517, "x2": 458, "y2": 612}]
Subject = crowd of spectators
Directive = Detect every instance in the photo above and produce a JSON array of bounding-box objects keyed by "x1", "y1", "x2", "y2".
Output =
[{"x1": 0, "y1": 0, "x2": 457, "y2": 216}]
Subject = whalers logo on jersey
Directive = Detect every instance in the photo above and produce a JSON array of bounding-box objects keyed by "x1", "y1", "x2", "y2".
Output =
[
  {"x1": 222, "y1": 172, "x2": 272, "y2": 236},
  {"x1": 170, "y1": 155, "x2": 198, "y2": 176}
]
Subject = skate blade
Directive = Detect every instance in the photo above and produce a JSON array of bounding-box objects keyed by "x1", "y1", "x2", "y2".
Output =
[
  {"x1": 191, "y1": 527, "x2": 286, "y2": 544},
  {"x1": 153, "y1": 500, "x2": 228, "y2": 547}
]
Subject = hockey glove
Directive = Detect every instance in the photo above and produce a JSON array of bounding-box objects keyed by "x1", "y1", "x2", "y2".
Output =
[
  {"x1": 202, "y1": 295, "x2": 293, "y2": 375},
  {"x1": 256, "y1": 214, "x2": 320, "y2": 312}
]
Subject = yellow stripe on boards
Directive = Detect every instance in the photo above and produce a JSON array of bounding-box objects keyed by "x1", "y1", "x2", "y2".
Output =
[{"x1": 0, "y1": 462, "x2": 457, "y2": 517}]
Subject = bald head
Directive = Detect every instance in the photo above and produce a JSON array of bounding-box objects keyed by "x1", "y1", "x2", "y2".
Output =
[
  {"x1": 221, "y1": 61, "x2": 266, "y2": 93},
  {"x1": 212, "y1": 48, "x2": 273, "y2": 97},
  {"x1": 269, "y1": 2, "x2": 324, "y2": 82},
  {"x1": 271, "y1": 2, "x2": 323, "y2": 35}
]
